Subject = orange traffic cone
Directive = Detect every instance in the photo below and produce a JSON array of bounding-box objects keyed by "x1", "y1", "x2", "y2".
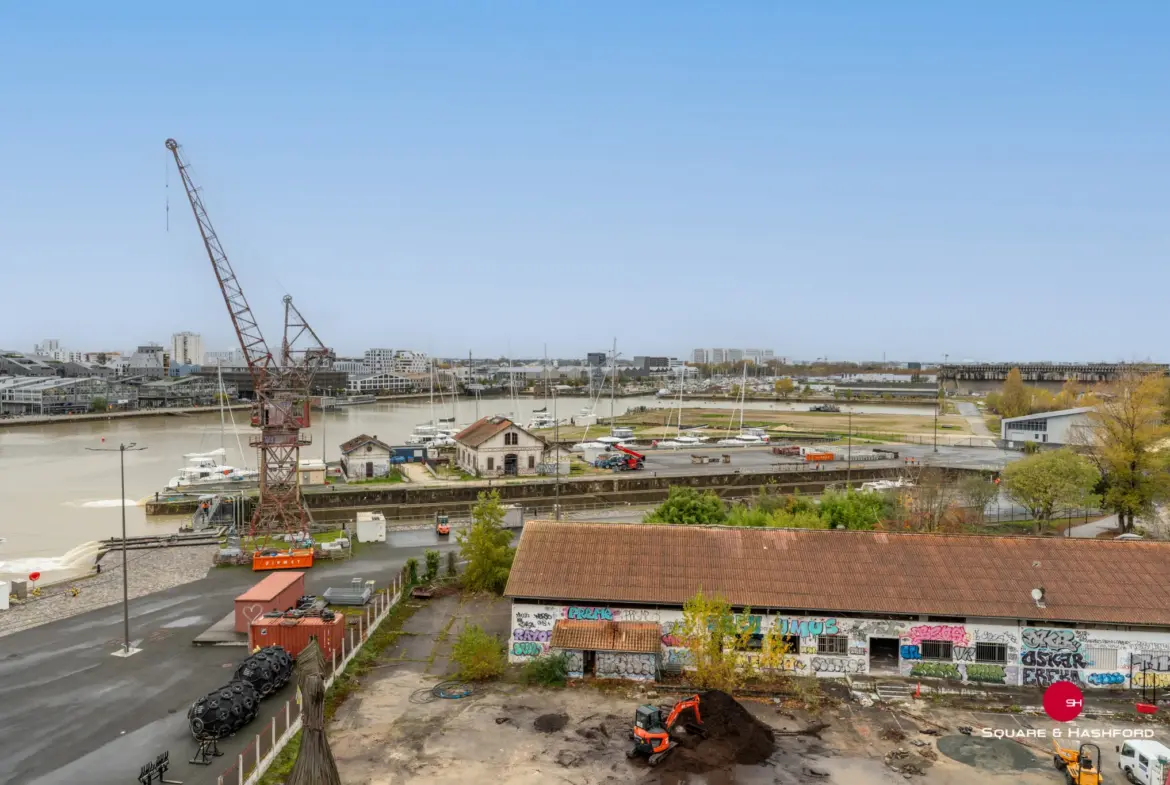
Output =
[{"x1": 914, "y1": 683, "x2": 921, "y2": 698}]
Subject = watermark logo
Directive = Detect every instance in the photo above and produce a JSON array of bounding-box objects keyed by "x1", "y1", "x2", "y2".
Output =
[{"x1": 1043, "y1": 681, "x2": 1085, "y2": 722}]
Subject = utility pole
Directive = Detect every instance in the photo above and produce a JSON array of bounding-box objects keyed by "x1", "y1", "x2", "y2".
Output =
[
  {"x1": 554, "y1": 386, "x2": 561, "y2": 520},
  {"x1": 847, "y1": 408, "x2": 852, "y2": 489},
  {"x1": 86, "y1": 441, "x2": 147, "y2": 657}
]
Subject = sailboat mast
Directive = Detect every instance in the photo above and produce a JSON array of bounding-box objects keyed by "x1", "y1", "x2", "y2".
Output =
[
  {"x1": 218, "y1": 364, "x2": 226, "y2": 452},
  {"x1": 609, "y1": 337, "x2": 617, "y2": 431},
  {"x1": 429, "y1": 358, "x2": 436, "y2": 424},
  {"x1": 739, "y1": 363, "x2": 747, "y2": 430}
]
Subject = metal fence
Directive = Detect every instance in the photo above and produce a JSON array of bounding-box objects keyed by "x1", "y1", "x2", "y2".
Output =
[{"x1": 214, "y1": 580, "x2": 404, "y2": 785}]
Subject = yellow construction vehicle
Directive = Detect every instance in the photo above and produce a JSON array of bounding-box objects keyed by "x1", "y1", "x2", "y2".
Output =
[{"x1": 1053, "y1": 741, "x2": 1102, "y2": 785}]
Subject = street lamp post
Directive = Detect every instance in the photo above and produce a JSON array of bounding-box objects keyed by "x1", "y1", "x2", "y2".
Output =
[
  {"x1": 846, "y1": 407, "x2": 852, "y2": 490},
  {"x1": 554, "y1": 387, "x2": 561, "y2": 520},
  {"x1": 86, "y1": 441, "x2": 147, "y2": 657}
]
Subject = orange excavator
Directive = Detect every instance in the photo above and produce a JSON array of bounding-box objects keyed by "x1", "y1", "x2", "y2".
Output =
[{"x1": 628, "y1": 694, "x2": 707, "y2": 765}]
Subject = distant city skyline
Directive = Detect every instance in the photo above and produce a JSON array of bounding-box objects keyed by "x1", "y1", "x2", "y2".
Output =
[{"x1": 2, "y1": 4, "x2": 1167, "y2": 359}]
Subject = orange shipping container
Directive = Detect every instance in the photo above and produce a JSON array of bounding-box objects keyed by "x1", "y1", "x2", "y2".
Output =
[
  {"x1": 249, "y1": 614, "x2": 346, "y2": 660},
  {"x1": 234, "y1": 571, "x2": 306, "y2": 633},
  {"x1": 804, "y1": 452, "x2": 835, "y2": 462}
]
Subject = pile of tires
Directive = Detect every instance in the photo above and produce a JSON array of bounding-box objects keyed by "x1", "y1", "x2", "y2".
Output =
[
  {"x1": 233, "y1": 646, "x2": 294, "y2": 698},
  {"x1": 187, "y1": 680, "x2": 260, "y2": 739},
  {"x1": 187, "y1": 645, "x2": 293, "y2": 739}
]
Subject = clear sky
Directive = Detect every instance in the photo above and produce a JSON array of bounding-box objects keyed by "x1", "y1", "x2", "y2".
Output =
[{"x1": 2, "y1": 3, "x2": 1167, "y2": 363}]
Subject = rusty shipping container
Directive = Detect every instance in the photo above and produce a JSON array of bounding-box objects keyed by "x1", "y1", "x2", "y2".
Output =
[
  {"x1": 234, "y1": 571, "x2": 306, "y2": 633},
  {"x1": 249, "y1": 614, "x2": 346, "y2": 660}
]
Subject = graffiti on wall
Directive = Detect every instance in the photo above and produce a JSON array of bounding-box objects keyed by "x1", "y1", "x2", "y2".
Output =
[
  {"x1": 1133, "y1": 671, "x2": 1170, "y2": 689},
  {"x1": 1021, "y1": 628, "x2": 1081, "y2": 653},
  {"x1": 777, "y1": 618, "x2": 839, "y2": 637},
  {"x1": 596, "y1": 652, "x2": 656, "y2": 679},
  {"x1": 1135, "y1": 654, "x2": 1170, "y2": 671},
  {"x1": 564, "y1": 650, "x2": 584, "y2": 675},
  {"x1": 911, "y1": 662, "x2": 960, "y2": 680},
  {"x1": 1087, "y1": 672, "x2": 1125, "y2": 687},
  {"x1": 954, "y1": 646, "x2": 975, "y2": 662},
  {"x1": 852, "y1": 619, "x2": 906, "y2": 639},
  {"x1": 965, "y1": 664, "x2": 1007, "y2": 684},
  {"x1": 565, "y1": 606, "x2": 613, "y2": 621},
  {"x1": 907, "y1": 625, "x2": 969, "y2": 646},
  {"x1": 900, "y1": 645, "x2": 921, "y2": 661},
  {"x1": 512, "y1": 629, "x2": 552, "y2": 642},
  {"x1": 1021, "y1": 628, "x2": 1088, "y2": 688},
  {"x1": 513, "y1": 609, "x2": 554, "y2": 629},
  {"x1": 811, "y1": 657, "x2": 864, "y2": 674},
  {"x1": 512, "y1": 642, "x2": 543, "y2": 657}
]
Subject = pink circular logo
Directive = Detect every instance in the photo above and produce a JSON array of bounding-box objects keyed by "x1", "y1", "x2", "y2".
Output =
[{"x1": 1043, "y1": 681, "x2": 1085, "y2": 722}]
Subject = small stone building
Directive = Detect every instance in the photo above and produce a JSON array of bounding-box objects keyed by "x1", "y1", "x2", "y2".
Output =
[
  {"x1": 454, "y1": 416, "x2": 548, "y2": 477},
  {"x1": 339, "y1": 434, "x2": 394, "y2": 480}
]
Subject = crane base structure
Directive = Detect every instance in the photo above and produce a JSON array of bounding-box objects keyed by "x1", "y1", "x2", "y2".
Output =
[{"x1": 167, "y1": 138, "x2": 332, "y2": 541}]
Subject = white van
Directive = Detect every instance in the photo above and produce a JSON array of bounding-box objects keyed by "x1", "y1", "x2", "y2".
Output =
[{"x1": 1118, "y1": 740, "x2": 1170, "y2": 784}]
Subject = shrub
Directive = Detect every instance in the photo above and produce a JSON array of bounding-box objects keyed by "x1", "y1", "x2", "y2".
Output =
[
  {"x1": 522, "y1": 653, "x2": 570, "y2": 687},
  {"x1": 424, "y1": 549, "x2": 440, "y2": 581},
  {"x1": 451, "y1": 624, "x2": 506, "y2": 680},
  {"x1": 446, "y1": 550, "x2": 457, "y2": 577},
  {"x1": 644, "y1": 486, "x2": 726, "y2": 524},
  {"x1": 405, "y1": 557, "x2": 419, "y2": 585}
]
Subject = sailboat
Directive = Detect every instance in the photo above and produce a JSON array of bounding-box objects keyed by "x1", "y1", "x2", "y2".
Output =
[
  {"x1": 717, "y1": 365, "x2": 770, "y2": 446},
  {"x1": 166, "y1": 367, "x2": 258, "y2": 488}
]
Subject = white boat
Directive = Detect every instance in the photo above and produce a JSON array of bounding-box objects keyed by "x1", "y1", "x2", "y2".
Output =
[
  {"x1": 406, "y1": 424, "x2": 439, "y2": 445},
  {"x1": 595, "y1": 436, "x2": 624, "y2": 445},
  {"x1": 574, "y1": 408, "x2": 599, "y2": 426},
  {"x1": 674, "y1": 433, "x2": 708, "y2": 446},
  {"x1": 526, "y1": 413, "x2": 559, "y2": 430},
  {"x1": 571, "y1": 441, "x2": 610, "y2": 452},
  {"x1": 167, "y1": 449, "x2": 258, "y2": 489},
  {"x1": 655, "y1": 388, "x2": 672, "y2": 398},
  {"x1": 610, "y1": 427, "x2": 635, "y2": 441}
]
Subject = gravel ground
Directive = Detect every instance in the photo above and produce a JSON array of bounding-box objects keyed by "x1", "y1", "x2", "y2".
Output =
[{"x1": 0, "y1": 545, "x2": 217, "y2": 638}]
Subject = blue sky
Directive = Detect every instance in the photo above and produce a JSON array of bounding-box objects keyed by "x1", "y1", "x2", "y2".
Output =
[{"x1": 2, "y1": 3, "x2": 1167, "y2": 362}]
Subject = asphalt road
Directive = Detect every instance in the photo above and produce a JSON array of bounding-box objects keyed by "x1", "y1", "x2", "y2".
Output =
[
  {"x1": 2, "y1": 537, "x2": 462, "y2": 785},
  {"x1": 639, "y1": 444, "x2": 1015, "y2": 474}
]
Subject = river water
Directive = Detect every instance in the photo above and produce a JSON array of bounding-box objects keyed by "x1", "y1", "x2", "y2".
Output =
[{"x1": 0, "y1": 394, "x2": 932, "y2": 581}]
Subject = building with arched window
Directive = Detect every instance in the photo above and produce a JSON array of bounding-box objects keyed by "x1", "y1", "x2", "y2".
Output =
[{"x1": 454, "y1": 416, "x2": 548, "y2": 477}]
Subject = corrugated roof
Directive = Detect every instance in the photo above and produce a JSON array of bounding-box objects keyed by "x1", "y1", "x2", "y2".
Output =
[
  {"x1": 455, "y1": 416, "x2": 516, "y2": 448},
  {"x1": 505, "y1": 521, "x2": 1170, "y2": 627},
  {"x1": 550, "y1": 620, "x2": 661, "y2": 654}
]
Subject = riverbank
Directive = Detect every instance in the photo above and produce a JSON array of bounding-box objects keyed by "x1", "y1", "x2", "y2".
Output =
[{"x1": 0, "y1": 544, "x2": 218, "y2": 639}]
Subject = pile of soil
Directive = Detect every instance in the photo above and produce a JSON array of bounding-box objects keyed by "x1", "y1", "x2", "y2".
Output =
[{"x1": 654, "y1": 690, "x2": 776, "y2": 777}]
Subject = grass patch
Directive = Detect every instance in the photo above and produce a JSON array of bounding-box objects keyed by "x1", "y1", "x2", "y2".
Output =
[{"x1": 257, "y1": 591, "x2": 421, "y2": 785}]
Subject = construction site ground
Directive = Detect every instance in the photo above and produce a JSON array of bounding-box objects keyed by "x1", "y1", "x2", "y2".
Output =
[{"x1": 326, "y1": 593, "x2": 1170, "y2": 784}]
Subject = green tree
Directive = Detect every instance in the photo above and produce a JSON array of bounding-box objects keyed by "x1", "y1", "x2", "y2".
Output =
[
  {"x1": 998, "y1": 367, "x2": 1030, "y2": 418},
  {"x1": 644, "y1": 486, "x2": 726, "y2": 524},
  {"x1": 774, "y1": 378, "x2": 795, "y2": 399},
  {"x1": 446, "y1": 550, "x2": 458, "y2": 577},
  {"x1": 451, "y1": 624, "x2": 506, "y2": 680},
  {"x1": 669, "y1": 590, "x2": 758, "y2": 692},
  {"x1": 458, "y1": 490, "x2": 515, "y2": 593},
  {"x1": 817, "y1": 490, "x2": 888, "y2": 530},
  {"x1": 88, "y1": 396, "x2": 108, "y2": 413},
  {"x1": 1002, "y1": 448, "x2": 1100, "y2": 533},
  {"x1": 405, "y1": 557, "x2": 419, "y2": 585},
  {"x1": 424, "y1": 549, "x2": 440, "y2": 582},
  {"x1": 95, "y1": 352, "x2": 109, "y2": 365},
  {"x1": 957, "y1": 474, "x2": 999, "y2": 522},
  {"x1": 521, "y1": 653, "x2": 570, "y2": 686},
  {"x1": 1088, "y1": 373, "x2": 1170, "y2": 533}
]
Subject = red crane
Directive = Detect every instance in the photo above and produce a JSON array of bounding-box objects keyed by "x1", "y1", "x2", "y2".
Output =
[{"x1": 166, "y1": 138, "x2": 332, "y2": 540}]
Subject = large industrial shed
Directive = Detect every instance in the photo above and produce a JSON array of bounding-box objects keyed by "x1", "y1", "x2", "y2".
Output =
[
  {"x1": 504, "y1": 521, "x2": 1170, "y2": 687},
  {"x1": 1000, "y1": 406, "x2": 1094, "y2": 448}
]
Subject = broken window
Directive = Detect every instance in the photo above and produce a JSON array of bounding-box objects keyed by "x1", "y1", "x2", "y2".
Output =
[
  {"x1": 920, "y1": 640, "x2": 953, "y2": 661},
  {"x1": 975, "y1": 642, "x2": 1007, "y2": 664},
  {"x1": 816, "y1": 634, "x2": 848, "y2": 656}
]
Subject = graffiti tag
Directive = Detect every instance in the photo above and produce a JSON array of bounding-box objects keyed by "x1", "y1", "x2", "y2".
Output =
[
  {"x1": 596, "y1": 652, "x2": 656, "y2": 678},
  {"x1": 1023, "y1": 668, "x2": 1083, "y2": 687},
  {"x1": 512, "y1": 642, "x2": 543, "y2": 657},
  {"x1": 965, "y1": 664, "x2": 1007, "y2": 684},
  {"x1": 565, "y1": 606, "x2": 612, "y2": 621},
  {"x1": 907, "y1": 625, "x2": 969, "y2": 646},
  {"x1": 911, "y1": 662, "x2": 960, "y2": 680},
  {"x1": 900, "y1": 645, "x2": 921, "y2": 660},
  {"x1": 513, "y1": 629, "x2": 551, "y2": 642},
  {"x1": 1133, "y1": 672, "x2": 1170, "y2": 688},
  {"x1": 954, "y1": 646, "x2": 975, "y2": 662},
  {"x1": 777, "y1": 618, "x2": 839, "y2": 637},
  {"x1": 1087, "y1": 672, "x2": 1125, "y2": 686},
  {"x1": 1022, "y1": 650, "x2": 1086, "y2": 669},
  {"x1": 811, "y1": 657, "x2": 864, "y2": 674},
  {"x1": 1021, "y1": 628, "x2": 1079, "y2": 652}
]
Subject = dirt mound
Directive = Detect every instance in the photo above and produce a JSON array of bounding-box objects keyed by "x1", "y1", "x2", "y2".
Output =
[
  {"x1": 534, "y1": 713, "x2": 569, "y2": 733},
  {"x1": 654, "y1": 690, "x2": 776, "y2": 777}
]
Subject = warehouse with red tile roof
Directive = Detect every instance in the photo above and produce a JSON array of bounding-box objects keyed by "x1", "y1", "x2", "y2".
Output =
[{"x1": 504, "y1": 521, "x2": 1170, "y2": 687}]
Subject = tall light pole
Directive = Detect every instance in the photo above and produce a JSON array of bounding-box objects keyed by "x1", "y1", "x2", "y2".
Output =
[
  {"x1": 846, "y1": 407, "x2": 852, "y2": 489},
  {"x1": 553, "y1": 386, "x2": 561, "y2": 520},
  {"x1": 86, "y1": 441, "x2": 147, "y2": 657}
]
